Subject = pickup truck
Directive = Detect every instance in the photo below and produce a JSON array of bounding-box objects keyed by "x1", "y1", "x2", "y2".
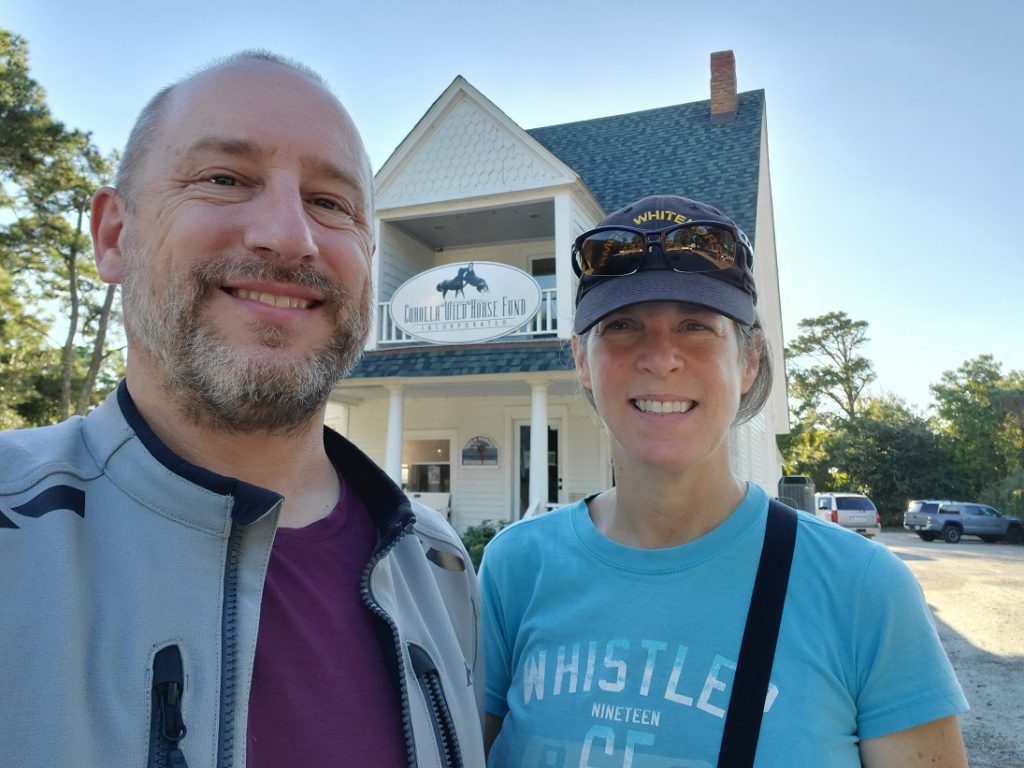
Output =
[{"x1": 904, "y1": 499, "x2": 1024, "y2": 544}]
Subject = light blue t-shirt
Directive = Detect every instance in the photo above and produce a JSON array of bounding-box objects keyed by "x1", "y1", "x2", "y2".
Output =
[{"x1": 480, "y1": 485, "x2": 967, "y2": 768}]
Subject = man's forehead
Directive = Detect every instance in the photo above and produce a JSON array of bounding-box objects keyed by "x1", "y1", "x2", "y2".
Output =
[
  {"x1": 169, "y1": 59, "x2": 341, "y2": 119},
  {"x1": 156, "y1": 60, "x2": 369, "y2": 181}
]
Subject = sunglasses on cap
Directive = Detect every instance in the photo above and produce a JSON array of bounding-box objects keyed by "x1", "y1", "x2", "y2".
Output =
[{"x1": 572, "y1": 221, "x2": 741, "y2": 277}]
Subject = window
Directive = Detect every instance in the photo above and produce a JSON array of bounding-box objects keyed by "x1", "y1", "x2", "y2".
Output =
[
  {"x1": 530, "y1": 257, "x2": 555, "y2": 287},
  {"x1": 402, "y1": 439, "x2": 451, "y2": 492},
  {"x1": 835, "y1": 497, "x2": 876, "y2": 511},
  {"x1": 530, "y1": 256, "x2": 558, "y2": 332}
]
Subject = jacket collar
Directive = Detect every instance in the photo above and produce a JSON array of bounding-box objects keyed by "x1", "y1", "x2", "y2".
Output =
[
  {"x1": 115, "y1": 382, "x2": 280, "y2": 526},
  {"x1": 78, "y1": 382, "x2": 280, "y2": 534},
  {"x1": 86, "y1": 381, "x2": 414, "y2": 538},
  {"x1": 321, "y1": 427, "x2": 415, "y2": 543}
]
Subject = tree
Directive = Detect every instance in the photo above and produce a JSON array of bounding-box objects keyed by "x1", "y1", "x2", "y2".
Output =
[
  {"x1": 778, "y1": 406, "x2": 835, "y2": 490},
  {"x1": 780, "y1": 307, "x2": 1024, "y2": 520},
  {"x1": 990, "y1": 375, "x2": 1024, "y2": 476},
  {"x1": 786, "y1": 312, "x2": 876, "y2": 422},
  {"x1": 781, "y1": 395, "x2": 955, "y2": 522},
  {"x1": 829, "y1": 396, "x2": 956, "y2": 524},
  {"x1": 0, "y1": 29, "x2": 66, "y2": 179},
  {"x1": 0, "y1": 28, "x2": 122, "y2": 425},
  {"x1": 931, "y1": 356, "x2": 1024, "y2": 499},
  {"x1": 0, "y1": 264, "x2": 54, "y2": 428},
  {"x1": 13, "y1": 131, "x2": 120, "y2": 419}
]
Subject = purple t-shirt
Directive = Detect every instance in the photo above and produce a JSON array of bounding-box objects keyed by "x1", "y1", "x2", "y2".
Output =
[{"x1": 247, "y1": 474, "x2": 406, "y2": 767}]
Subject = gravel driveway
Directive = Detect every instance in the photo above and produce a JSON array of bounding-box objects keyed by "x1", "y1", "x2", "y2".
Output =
[{"x1": 878, "y1": 531, "x2": 1024, "y2": 767}]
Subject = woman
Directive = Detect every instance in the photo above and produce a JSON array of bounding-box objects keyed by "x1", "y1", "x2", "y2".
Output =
[{"x1": 480, "y1": 195, "x2": 968, "y2": 767}]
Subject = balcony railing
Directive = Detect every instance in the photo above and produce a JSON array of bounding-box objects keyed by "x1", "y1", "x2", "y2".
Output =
[{"x1": 377, "y1": 287, "x2": 559, "y2": 345}]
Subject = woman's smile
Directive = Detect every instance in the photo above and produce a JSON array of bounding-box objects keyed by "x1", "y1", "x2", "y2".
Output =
[{"x1": 631, "y1": 398, "x2": 695, "y2": 414}]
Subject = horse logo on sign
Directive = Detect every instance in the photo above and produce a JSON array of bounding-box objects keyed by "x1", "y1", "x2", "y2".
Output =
[{"x1": 436, "y1": 263, "x2": 489, "y2": 299}]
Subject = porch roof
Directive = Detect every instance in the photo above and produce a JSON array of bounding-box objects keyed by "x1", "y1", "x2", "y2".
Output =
[
  {"x1": 526, "y1": 90, "x2": 764, "y2": 238},
  {"x1": 347, "y1": 340, "x2": 574, "y2": 380}
]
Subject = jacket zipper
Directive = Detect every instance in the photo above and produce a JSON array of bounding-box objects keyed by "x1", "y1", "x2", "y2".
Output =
[
  {"x1": 361, "y1": 517, "x2": 419, "y2": 767},
  {"x1": 217, "y1": 522, "x2": 244, "y2": 767},
  {"x1": 408, "y1": 643, "x2": 463, "y2": 768},
  {"x1": 150, "y1": 645, "x2": 189, "y2": 768}
]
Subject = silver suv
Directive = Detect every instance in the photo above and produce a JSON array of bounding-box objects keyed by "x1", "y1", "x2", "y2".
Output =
[
  {"x1": 904, "y1": 500, "x2": 1024, "y2": 544},
  {"x1": 814, "y1": 492, "x2": 881, "y2": 537}
]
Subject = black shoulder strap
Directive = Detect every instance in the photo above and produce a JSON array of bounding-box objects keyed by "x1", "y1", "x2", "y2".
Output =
[{"x1": 717, "y1": 499, "x2": 799, "y2": 768}]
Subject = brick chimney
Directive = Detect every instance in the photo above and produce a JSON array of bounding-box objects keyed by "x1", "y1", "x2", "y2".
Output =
[{"x1": 710, "y1": 50, "x2": 738, "y2": 124}]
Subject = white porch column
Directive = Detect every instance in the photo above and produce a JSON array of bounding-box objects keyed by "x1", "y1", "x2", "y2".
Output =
[
  {"x1": 384, "y1": 384, "x2": 405, "y2": 484},
  {"x1": 554, "y1": 192, "x2": 574, "y2": 340},
  {"x1": 529, "y1": 381, "x2": 549, "y2": 512},
  {"x1": 367, "y1": 217, "x2": 382, "y2": 351}
]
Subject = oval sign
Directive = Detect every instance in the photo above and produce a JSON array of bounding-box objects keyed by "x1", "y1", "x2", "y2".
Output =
[{"x1": 389, "y1": 261, "x2": 541, "y2": 344}]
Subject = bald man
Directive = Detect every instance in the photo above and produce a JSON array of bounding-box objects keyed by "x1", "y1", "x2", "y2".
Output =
[{"x1": 0, "y1": 52, "x2": 483, "y2": 768}]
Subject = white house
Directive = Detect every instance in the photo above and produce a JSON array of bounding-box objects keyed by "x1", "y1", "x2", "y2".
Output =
[{"x1": 327, "y1": 51, "x2": 789, "y2": 531}]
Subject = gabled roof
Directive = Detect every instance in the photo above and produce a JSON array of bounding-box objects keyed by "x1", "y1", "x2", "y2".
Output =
[
  {"x1": 526, "y1": 90, "x2": 764, "y2": 238},
  {"x1": 375, "y1": 76, "x2": 582, "y2": 210}
]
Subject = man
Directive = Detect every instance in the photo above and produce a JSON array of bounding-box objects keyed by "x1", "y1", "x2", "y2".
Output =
[{"x1": 0, "y1": 52, "x2": 484, "y2": 768}]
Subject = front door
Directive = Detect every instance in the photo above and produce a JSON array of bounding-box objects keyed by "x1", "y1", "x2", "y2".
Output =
[{"x1": 514, "y1": 421, "x2": 561, "y2": 519}]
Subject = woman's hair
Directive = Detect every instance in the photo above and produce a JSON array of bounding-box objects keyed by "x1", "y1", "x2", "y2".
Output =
[
  {"x1": 734, "y1": 319, "x2": 773, "y2": 424},
  {"x1": 573, "y1": 312, "x2": 773, "y2": 426}
]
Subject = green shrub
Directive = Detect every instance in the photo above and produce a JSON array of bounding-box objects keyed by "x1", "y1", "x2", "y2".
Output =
[{"x1": 460, "y1": 519, "x2": 508, "y2": 570}]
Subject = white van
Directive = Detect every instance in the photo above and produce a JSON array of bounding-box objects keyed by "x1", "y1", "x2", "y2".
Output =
[{"x1": 814, "y1": 492, "x2": 880, "y2": 538}]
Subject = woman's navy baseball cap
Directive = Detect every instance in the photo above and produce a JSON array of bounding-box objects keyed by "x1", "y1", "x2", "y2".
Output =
[{"x1": 572, "y1": 194, "x2": 758, "y2": 334}]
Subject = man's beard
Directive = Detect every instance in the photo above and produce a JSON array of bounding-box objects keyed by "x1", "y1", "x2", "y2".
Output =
[{"x1": 121, "y1": 246, "x2": 370, "y2": 434}]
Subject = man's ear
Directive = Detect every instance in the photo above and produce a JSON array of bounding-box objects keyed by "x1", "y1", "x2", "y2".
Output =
[{"x1": 91, "y1": 186, "x2": 127, "y2": 284}]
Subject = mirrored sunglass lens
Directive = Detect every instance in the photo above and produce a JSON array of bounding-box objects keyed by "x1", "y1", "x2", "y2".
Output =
[
  {"x1": 662, "y1": 225, "x2": 737, "y2": 271},
  {"x1": 579, "y1": 230, "x2": 644, "y2": 274}
]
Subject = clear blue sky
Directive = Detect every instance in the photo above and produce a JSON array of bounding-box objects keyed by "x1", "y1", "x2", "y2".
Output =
[{"x1": 8, "y1": 0, "x2": 1023, "y2": 410}]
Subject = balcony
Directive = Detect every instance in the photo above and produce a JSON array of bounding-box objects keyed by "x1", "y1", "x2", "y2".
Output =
[{"x1": 377, "y1": 287, "x2": 559, "y2": 346}]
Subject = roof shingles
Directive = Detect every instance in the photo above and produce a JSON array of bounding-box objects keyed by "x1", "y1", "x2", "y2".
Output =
[
  {"x1": 527, "y1": 90, "x2": 764, "y2": 239},
  {"x1": 347, "y1": 342, "x2": 574, "y2": 380}
]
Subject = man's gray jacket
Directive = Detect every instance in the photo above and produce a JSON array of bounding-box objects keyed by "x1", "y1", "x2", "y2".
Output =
[{"x1": 0, "y1": 383, "x2": 485, "y2": 767}]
